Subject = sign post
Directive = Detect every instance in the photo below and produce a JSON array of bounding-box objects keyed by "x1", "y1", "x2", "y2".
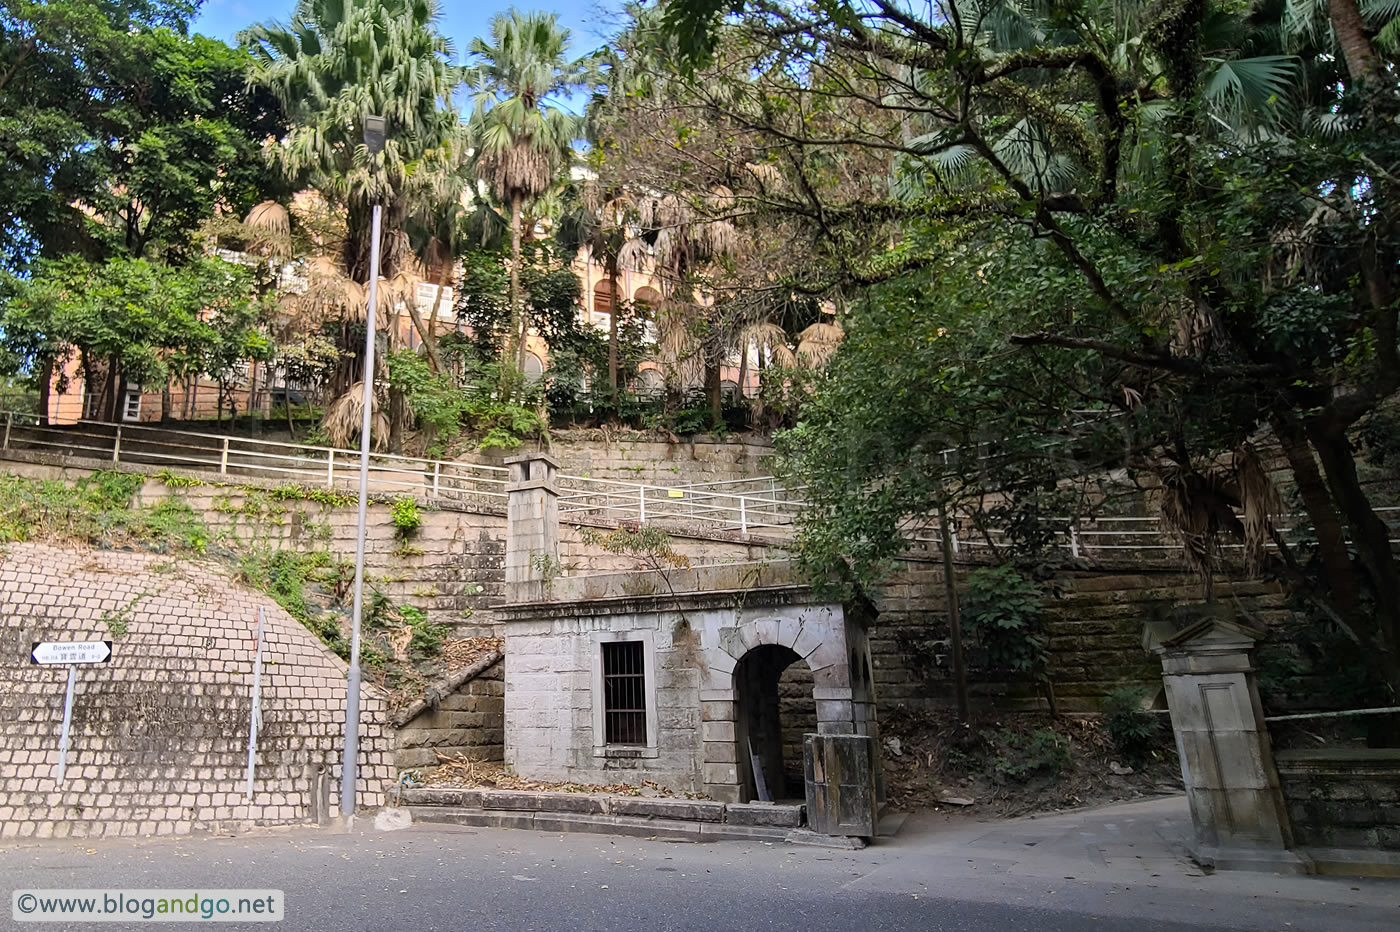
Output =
[
  {"x1": 31, "y1": 640, "x2": 112, "y2": 785},
  {"x1": 246, "y1": 608, "x2": 265, "y2": 802}
]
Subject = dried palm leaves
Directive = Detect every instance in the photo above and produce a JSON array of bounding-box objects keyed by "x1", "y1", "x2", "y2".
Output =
[
  {"x1": 322, "y1": 381, "x2": 389, "y2": 451},
  {"x1": 1157, "y1": 443, "x2": 1282, "y2": 582}
]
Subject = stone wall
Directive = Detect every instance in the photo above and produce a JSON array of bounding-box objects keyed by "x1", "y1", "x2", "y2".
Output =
[
  {"x1": 0, "y1": 460, "x2": 783, "y2": 646},
  {"x1": 0, "y1": 544, "x2": 394, "y2": 840},
  {"x1": 500, "y1": 583, "x2": 859, "y2": 801},
  {"x1": 395, "y1": 657, "x2": 505, "y2": 770},
  {"x1": 0, "y1": 458, "x2": 1299, "y2": 719},
  {"x1": 512, "y1": 431, "x2": 776, "y2": 489},
  {"x1": 869, "y1": 561, "x2": 1293, "y2": 713},
  {"x1": 1276, "y1": 749, "x2": 1400, "y2": 852}
]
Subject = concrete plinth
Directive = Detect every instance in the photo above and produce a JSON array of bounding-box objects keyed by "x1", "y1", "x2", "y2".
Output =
[{"x1": 1154, "y1": 607, "x2": 1308, "y2": 873}]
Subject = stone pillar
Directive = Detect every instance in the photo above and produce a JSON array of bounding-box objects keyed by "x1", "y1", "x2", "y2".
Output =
[
  {"x1": 1153, "y1": 607, "x2": 1308, "y2": 873},
  {"x1": 504, "y1": 452, "x2": 559, "y2": 604}
]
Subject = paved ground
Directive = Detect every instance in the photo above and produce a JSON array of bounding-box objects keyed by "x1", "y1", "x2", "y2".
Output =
[{"x1": 2, "y1": 797, "x2": 1397, "y2": 931}]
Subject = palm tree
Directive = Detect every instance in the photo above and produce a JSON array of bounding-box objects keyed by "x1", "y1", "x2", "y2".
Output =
[
  {"x1": 466, "y1": 9, "x2": 591, "y2": 373},
  {"x1": 243, "y1": 0, "x2": 464, "y2": 445},
  {"x1": 402, "y1": 146, "x2": 507, "y2": 375},
  {"x1": 556, "y1": 177, "x2": 641, "y2": 391},
  {"x1": 244, "y1": 0, "x2": 463, "y2": 281}
]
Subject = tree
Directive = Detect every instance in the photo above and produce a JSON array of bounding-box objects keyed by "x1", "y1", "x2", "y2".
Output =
[
  {"x1": 556, "y1": 176, "x2": 641, "y2": 393},
  {"x1": 1, "y1": 1, "x2": 285, "y2": 269},
  {"x1": 466, "y1": 9, "x2": 591, "y2": 374},
  {"x1": 0, "y1": 256, "x2": 264, "y2": 421},
  {"x1": 243, "y1": 0, "x2": 464, "y2": 282},
  {"x1": 646, "y1": 0, "x2": 1400, "y2": 702},
  {"x1": 243, "y1": 0, "x2": 465, "y2": 448}
]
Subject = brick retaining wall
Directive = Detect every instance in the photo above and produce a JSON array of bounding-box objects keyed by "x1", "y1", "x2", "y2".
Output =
[{"x1": 0, "y1": 544, "x2": 394, "y2": 839}]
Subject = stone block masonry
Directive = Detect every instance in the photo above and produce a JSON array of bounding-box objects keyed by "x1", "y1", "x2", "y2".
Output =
[
  {"x1": 395, "y1": 657, "x2": 504, "y2": 770},
  {"x1": 1276, "y1": 749, "x2": 1400, "y2": 855},
  {"x1": 0, "y1": 543, "x2": 394, "y2": 840}
]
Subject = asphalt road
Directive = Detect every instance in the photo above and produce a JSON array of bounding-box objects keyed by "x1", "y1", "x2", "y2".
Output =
[{"x1": 2, "y1": 821, "x2": 1397, "y2": 932}]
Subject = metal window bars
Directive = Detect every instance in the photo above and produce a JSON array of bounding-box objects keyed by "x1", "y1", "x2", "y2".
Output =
[{"x1": 601, "y1": 641, "x2": 647, "y2": 745}]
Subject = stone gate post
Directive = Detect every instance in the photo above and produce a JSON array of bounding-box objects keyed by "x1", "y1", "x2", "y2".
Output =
[
  {"x1": 1153, "y1": 607, "x2": 1308, "y2": 872},
  {"x1": 504, "y1": 452, "x2": 559, "y2": 604}
]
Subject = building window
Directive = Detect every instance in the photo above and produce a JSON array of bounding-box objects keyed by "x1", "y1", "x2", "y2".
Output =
[
  {"x1": 601, "y1": 641, "x2": 647, "y2": 745},
  {"x1": 523, "y1": 351, "x2": 545, "y2": 383},
  {"x1": 122, "y1": 389, "x2": 141, "y2": 422}
]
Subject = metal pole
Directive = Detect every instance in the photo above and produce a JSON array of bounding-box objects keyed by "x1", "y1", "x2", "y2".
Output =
[
  {"x1": 639, "y1": 486, "x2": 646, "y2": 524},
  {"x1": 938, "y1": 503, "x2": 969, "y2": 723},
  {"x1": 326, "y1": 451, "x2": 335, "y2": 489},
  {"x1": 246, "y1": 607, "x2": 265, "y2": 802},
  {"x1": 3, "y1": 411, "x2": 11, "y2": 449},
  {"x1": 220, "y1": 437, "x2": 230, "y2": 475},
  {"x1": 739, "y1": 495, "x2": 747, "y2": 534},
  {"x1": 111, "y1": 425, "x2": 121, "y2": 464},
  {"x1": 341, "y1": 201, "x2": 383, "y2": 819},
  {"x1": 56, "y1": 665, "x2": 76, "y2": 784}
]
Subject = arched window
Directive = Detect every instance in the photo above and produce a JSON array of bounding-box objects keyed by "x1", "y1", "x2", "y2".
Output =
[
  {"x1": 632, "y1": 286, "x2": 662, "y2": 319},
  {"x1": 632, "y1": 367, "x2": 664, "y2": 397},
  {"x1": 593, "y1": 281, "x2": 615, "y2": 316},
  {"x1": 524, "y1": 352, "x2": 545, "y2": 383}
]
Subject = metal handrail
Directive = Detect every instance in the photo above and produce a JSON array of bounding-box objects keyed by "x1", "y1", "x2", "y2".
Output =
[{"x1": 8, "y1": 407, "x2": 1393, "y2": 552}]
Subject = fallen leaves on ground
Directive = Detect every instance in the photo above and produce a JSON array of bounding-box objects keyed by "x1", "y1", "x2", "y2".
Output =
[
  {"x1": 442, "y1": 637, "x2": 503, "y2": 673},
  {"x1": 419, "y1": 755, "x2": 709, "y2": 799},
  {"x1": 881, "y1": 706, "x2": 1182, "y2": 818}
]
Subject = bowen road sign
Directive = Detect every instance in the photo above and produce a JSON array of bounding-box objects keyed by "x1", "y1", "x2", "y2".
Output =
[{"x1": 30, "y1": 641, "x2": 112, "y2": 665}]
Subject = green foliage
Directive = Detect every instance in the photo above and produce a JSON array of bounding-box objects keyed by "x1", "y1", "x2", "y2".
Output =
[
  {"x1": 991, "y1": 728, "x2": 1072, "y2": 783},
  {"x1": 154, "y1": 469, "x2": 204, "y2": 489},
  {"x1": 243, "y1": 0, "x2": 461, "y2": 279},
  {"x1": 237, "y1": 547, "x2": 348, "y2": 657},
  {"x1": 1, "y1": 1, "x2": 286, "y2": 270},
  {"x1": 385, "y1": 348, "x2": 544, "y2": 454},
  {"x1": 391, "y1": 497, "x2": 422, "y2": 540},
  {"x1": 577, "y1": 525, "x2": 692, "y2": 570},
  {"x1": 136, "y1": 499, "x2": 209, "y2": 553},
  {"x1": 1101, "y1": 686, "x2": 1166, "y2": 764},
  {"x1": 97, "y1": 594, "x2": 145, "y2": 640},
  {"x1": 0, "y1": 255, "x2": 269, "y2": 417},
  {"x1": 962, "y1": 566, "x2": 1051, "y2": 684},
  {"x1": 364, "y1": 591, "x2": 449, "y2": 670}
]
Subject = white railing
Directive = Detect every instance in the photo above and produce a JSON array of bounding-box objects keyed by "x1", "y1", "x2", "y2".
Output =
[
  {"x1": 907, "y1": 510, "x2": 1400, "y2": 561},
  {"x1": 5, "y1": 408, "x2": 1397, "y2": 554},
  {"x1": 0, "y1": 410, "x2": 508, "y2": 506},
  {"x1": 555, "y1": 473, "x2": 804, "y2": 535}
]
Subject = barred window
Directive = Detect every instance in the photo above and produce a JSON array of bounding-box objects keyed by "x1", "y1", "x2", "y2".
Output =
[{"x1": 601, "y1": 641, "x2": 647, "y2": 745}]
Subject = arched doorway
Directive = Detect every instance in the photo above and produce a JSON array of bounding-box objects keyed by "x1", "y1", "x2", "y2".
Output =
[{"x1": 733, "y1": 645, "x2": 816, "y2": 801}]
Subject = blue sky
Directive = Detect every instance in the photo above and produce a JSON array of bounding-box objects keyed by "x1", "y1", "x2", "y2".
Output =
[{"x1": 192, "y1": 0, "x2": 628, "y2": 58}]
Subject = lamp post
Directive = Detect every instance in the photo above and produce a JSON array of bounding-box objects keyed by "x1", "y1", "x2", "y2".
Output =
[{"x1": 341, "y1": 113, "x2": 387, "y2": 821}]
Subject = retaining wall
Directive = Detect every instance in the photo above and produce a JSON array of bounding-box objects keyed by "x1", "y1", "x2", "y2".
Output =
[
  {"x1": 0, "y1": 544, "x2": 394, "y2": 840},
  {"x1": 1276, "y1": 749, "x2": 1400, "y2": 853}
]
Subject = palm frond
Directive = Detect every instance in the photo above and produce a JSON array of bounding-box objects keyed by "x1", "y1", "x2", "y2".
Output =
[{"x1": 795, "y1": 321, "x2": 844, "y2": 367}]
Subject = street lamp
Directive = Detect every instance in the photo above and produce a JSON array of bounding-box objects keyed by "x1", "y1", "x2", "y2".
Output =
[{"x1": 341, "y1": 114, "x2": 387, "y2": 821}]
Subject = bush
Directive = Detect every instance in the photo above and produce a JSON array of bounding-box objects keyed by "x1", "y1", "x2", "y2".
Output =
[
  {"x1": 391, "y1": 497, "x2": 421, "y2": 540},
  {"x1": 1101, "y1": 685, "x2": 1166, "y2": 763},
  {"x1": 991, "y1": 728, "x2": 1071, "y2": 782},
  {"x1": 962, "y1": 565, "x2": 1051, "y2": 691}
]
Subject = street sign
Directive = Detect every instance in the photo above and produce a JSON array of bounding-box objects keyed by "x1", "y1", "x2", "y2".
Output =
[{"x1": 30, "y1": 641, "x2": 112, "y2": 665}]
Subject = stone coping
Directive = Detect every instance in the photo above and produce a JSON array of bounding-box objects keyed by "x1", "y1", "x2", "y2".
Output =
[
  {"x1": 1274, "y1": 747, "x2": 1400, "y2": 764},
  {"x1": 391, "y1": 651, "x2": 503, "y2": 727},
  {"x1": 498, "y1": 584, "x2": 818, "y2": 621},
  {"x1": 546, "y1": 559, "x2": 800, "y2": 604},
  {"x1": 400, "y1": 786, "x2": 804, "y2": 829}
]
